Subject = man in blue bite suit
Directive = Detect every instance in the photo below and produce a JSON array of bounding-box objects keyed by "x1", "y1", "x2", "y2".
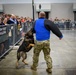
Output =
[{"x1": 31, "y1": 11, "x2": 63, "y2": 73}]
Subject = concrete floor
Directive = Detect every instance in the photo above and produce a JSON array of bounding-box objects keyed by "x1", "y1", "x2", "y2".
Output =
[{"x1": 0, "y1": 29, "x2": 76, "y2": 75}]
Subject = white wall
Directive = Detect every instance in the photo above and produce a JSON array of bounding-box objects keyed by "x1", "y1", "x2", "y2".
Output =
[
  {"x1": 34, "y1": 0, "x2": 76, "y2": 3},
  {"x1": 3, "y1": 3, "x2": 74, "y2": 21},
  {"x1": 51, "y1": 3, "x2": 74, "y2": 21},
  {"x1": 0, "y1": 4, "x2": 3, "y2": 12},
  {"x1": 3, "y1": 4, "x2": 32, "y2": 18},
  {"x1": 0, "y1": 0, "x2": 76, "y2": 4},
  {"x1": 73, "y1": 3, "x2": 76, "y2": 11},
  {"x1": 36, "y1": 3, "x2": 51, "y2": 11}
]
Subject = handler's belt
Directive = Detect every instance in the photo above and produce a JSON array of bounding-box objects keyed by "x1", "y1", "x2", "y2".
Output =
[{"x1": 35, "y1": 40, "x2": 49, "y2": 44}]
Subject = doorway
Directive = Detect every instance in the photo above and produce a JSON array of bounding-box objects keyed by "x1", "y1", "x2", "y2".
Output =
[
  {"x1": 74, "y1": 11, "x2": 76, "y2": 21},
  {"x1": 37, "y1": 12, "x2": 49, "y2": 19},
  {"x1": 0, "y1": 12, "x2": 3, "y2": 17}
]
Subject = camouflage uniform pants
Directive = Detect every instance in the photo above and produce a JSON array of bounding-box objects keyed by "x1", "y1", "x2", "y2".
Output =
[{"x1": 32, "y1": 40, "x2": 52, "y2": 69}]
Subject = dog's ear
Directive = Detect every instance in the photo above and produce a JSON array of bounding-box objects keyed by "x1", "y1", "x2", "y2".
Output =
[{"x1": 26, "y1": 29, "x2": 33, "y2": 36}]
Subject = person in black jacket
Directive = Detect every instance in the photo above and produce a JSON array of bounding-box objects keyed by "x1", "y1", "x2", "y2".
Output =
[
  {"x1": 31, "y1": 11, "x2": 63, "y2": 73},
  {"x1": 7, "y1": 14, "x2": 19, "y2": 45},
  {"x1": 7, "y1": 14, "x2": 18, "y2": 25}
]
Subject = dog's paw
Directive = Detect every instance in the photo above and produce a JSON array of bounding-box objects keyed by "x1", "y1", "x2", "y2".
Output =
[
  {"x1": 15, "y1": 64, "x2": 19, "y2": 69},
  {"x1": 24, "y1": 62, "x2": 28, "y2": 65},
  {"x1": 15, "y1": 65, "x2": 19, "y2": 69},
  {"x1": 30, "y1": 44, "x2": 34, "y2": 47}
]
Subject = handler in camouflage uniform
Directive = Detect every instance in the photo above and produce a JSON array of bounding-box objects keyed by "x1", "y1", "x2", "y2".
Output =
[{"x1": 31, "y1": 11, "x2": 63, "y2": 73}]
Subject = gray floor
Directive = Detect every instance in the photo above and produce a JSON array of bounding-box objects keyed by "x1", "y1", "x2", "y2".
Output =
[{"x1": 0, "y1": 29, "x2": 76, "y2": 75}]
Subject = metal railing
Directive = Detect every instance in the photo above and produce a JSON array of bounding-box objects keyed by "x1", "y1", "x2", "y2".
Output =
[
  {"x1": 54, "y1": 21, "x2": 76, "y2": 30},
  {"x1": 0, "y1": 21, "x2": 33, "y2": 59}
]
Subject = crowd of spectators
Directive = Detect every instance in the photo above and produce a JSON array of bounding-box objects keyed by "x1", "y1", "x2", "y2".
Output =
[
  {"x1": 49, "y1": 17, "x2": 76, "y2": 29},
  {"x1": 0, "y1": 13, "x2": 33, "y2": 26},
  {"x1": 0, "y1": 14, "x2": 76, "y2": 29}
]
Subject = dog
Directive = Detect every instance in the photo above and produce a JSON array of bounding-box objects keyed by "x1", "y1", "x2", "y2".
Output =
[{"x1": 16, "y1": 28, "x2": 34, "y2": 68}]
